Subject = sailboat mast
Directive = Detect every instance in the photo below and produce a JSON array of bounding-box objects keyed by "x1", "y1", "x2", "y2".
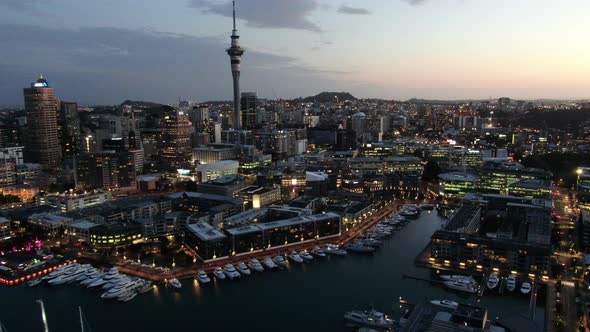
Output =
[
  {"x1": 36, "y1": 300, "x2": 49, "y2": 332},
  {"x1": 79, "y1": 306, "x2": 84, "y2": 332}
]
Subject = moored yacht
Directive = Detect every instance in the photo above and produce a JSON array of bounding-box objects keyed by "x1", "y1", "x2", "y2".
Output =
[
  {"x1": 101, "y1": 275, "x2": 130, "y2": 290},
  {"x1": 487, "y1": 273, "x2": 499, "y2": 290},
  {"x1": 101, "y1": 280, "x2": 142, "y2": 299},
  {"x1": 443, "y1": 279, "x2": 478, "y2": 293},
  {"x1": 213, "y1": 267, "x2": 226, "y2": 280},
  {"x1": 440, "y1": 274, "x2": 476, "y2": 284},
  {"x1": 137, "y1": 282, "x2": 154, "y2": 294},
  {"x1": 196, "y1": 271, "x2": 211, "y2": 284},
  {"x1": 324, "y1": 244, "x2": 347, "y2": 256},
  {"x1": 167, "y1": 278, "x2": 182, "y2": 289},
  {"x1": 506, "y1": 275, "x2": 516, "y2": 292},
  {"x1": 287, "y1": 252, "x2": 303, "y2": 263},
  {"x1": 223, "y1": 264, "x2": 241, "y2": 279},
  {"x1": 345, "y1": 242, "x2": 376, "y2": 254},
  {"x1": 272, "y1": 256, "x2": 287, "y2": 267},
  {"x1": 299, "y1": 251, "x2": 313, "y2": 261},
  {"x1": 80, "y1": 272, "x2": 105, "y2": 287},
  {"x1": 236, "y1": 262, "x2": 251, "y2": 276},
  {"x1": 311, "y1": 247, "x2": 326, "y2": 257},
  {"x1": 343, "y1": 309, "x2": 394, "y2": 329},
  {"x1": 520, "y1": 282, "x2": 532, "y2": 294},
  {"x1": 261, "y1": 257, "x2": 277, "y2": 269},
  {"x1": 247, "y1": 258, "x2": 265, "y2": 272},
  {"x1": 118, "y1": 290, "x2": 137, "y2": 302},
  {"x1": 430, "y1": 299, "x2": 459, "y2": 309}
]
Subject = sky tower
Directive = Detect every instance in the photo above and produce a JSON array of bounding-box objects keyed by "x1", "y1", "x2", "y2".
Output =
[{"x1": 227, "y1": 0, "x2": 245, "y2": 133}]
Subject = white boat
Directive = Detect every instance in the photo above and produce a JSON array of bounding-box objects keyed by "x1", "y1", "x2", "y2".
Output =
[
  {"x1": 345, "y1": 242, "x2": 376, "y2": 254},
  {"x1": 49, "y1": 266, "x2": 90, "y2": 285},
  {"x1": 430, "y1": 299, "x2": 459, "y2": 309},
  {"x1": 236, "y1": 262, "x2": 251, "y2": 276},
  {"x1": 487, "y1": 273, "x2": 499, "y2": 290},
  {"x1": 399, "y1": 210, "x2": 418, "y2": 218},
  {"x1": 343, "y1": 309, "x2": 394, "y2": 329},
  {"x1": 324, "y1": 244, "x2": 347, "y2": 256},
  {"x1": 311, "y1": 247, "x2": 326, "y2": 257},
  {"x1": 273, "y1": 256, "x2": 287, "y2": 267},
  {"x1": 520, "y1": 282, "x2": 532, "y2": 294},
  {"x1": 101, "y1": 280, "x2": 142, "y2": 299},
  {"x1": 168, "y1": 278, "x2": 182, "y2": 289},
  {"x1": 287, "y1": 252, "x2": 304, "y2": 263},
  {"x1": 360, "y1": 238, "x2": 382, "y2": 247},
  {"x1": 137, "y1": 282, "x2": 153, "y2": 294},
  {"x1": 247, "y1": 259, "x2": 265, "y2": 272},
  {"x1": 42, "y1": 263, "x2": 79, "y2": 280},
  {"x1": 223, "y1": 264, "x2": 241, "y2": 279},
  {"x1": 440, "y1": 275, "x2": 476, "y2": 284},
  {"x1": 261, "y1": 257, "x2": 277, "y2": 269},
  {"x1": 506, "y1": 275, "x2": 516, "y2": 292},
  {"x1": 196, "y1": 271, "x2": 211, "y2": 284},
  {"x1": 80, "y1": 272, "x2": 105, "y2": 286},
  {"x1": 443, "y1": 280, "x2": 478, "y2": 293},
  {"x1": 117, "y1": 290, "x2": 137, "y2": 302},
  {"x1": 213, "y1": 267, "x2": 226, "y2": 280},
  {"x1": 419, "y1": 204, "x2": 435, "y2": 210},
  {"x1": 101, "y1": 275, "x2": 130, "y2": 290},
  {"x1": 299, "y1": 251, "x2": 313, "y2": 261}
]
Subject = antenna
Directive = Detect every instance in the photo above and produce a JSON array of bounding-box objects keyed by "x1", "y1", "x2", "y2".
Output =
[{"x1": 232, "y1": 1, "x2": 237, "y2": 32}]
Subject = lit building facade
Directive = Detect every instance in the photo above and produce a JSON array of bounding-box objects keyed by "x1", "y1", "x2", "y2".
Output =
[{"x1": 159, "y1": 110, "x2": 192, "y2": 167}]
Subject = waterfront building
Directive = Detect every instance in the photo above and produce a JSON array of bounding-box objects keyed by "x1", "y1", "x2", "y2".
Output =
[
  {"x1": 401, "y1": 301, "x2": 489, "y2": 332},
  {"x1": 240, "y1": 92, "x2": 258, "y2": 129},
  {"x1": 185, "y1": 212, "x2": 341, "y2": 261},
  {"x1": 44, "y1": 190, "x2": 113, "y2": 212},
  {"x1": 23, "y1": 76, "x2": 62, "y2": 171},
  {"x1": 65, "y1": 220, "x2": 99, "y2": 243},
  {"x1": 89, "y1": 223, "x2": 143, "y2": 249},
  {"x1": 438, "y1": 172, "x2": 479, "y2": 203},
  {"x1": 195, "y1": 160, "x2": 239, "y2": 183},
  {"x1": 430, "y1": 193, "x2": 552, "y2": 276}
]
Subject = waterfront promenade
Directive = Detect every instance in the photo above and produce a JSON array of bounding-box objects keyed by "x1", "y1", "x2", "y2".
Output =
[{"x1": 113, "y1": 200, "x2": 403, "y2": 282}]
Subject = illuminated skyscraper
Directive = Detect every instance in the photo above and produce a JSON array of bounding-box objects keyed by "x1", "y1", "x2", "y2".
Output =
[
  {"x1": 159, "y1": 110, "x2": 192, "y2": 167},
  {"x1": 226, "y1": 1, "x2": 245, "y2": 132},
  {"x1": 23, "y1": 76, "x2": 62, "y2": 171}
]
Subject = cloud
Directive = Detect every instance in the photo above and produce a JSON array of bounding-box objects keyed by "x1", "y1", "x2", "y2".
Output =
[
  {"x1": 0, "y1": 24, "x2": 348, "y2": 106},
  {"x1": 337, "y1": 5, "x2": 371, "y2": 15},
  {"x1": 188, "y1": 0, "x2": 322, "y2": 32},
  {"x1": 0, "y1": 0, "x2": 50, "y2": 16},
  {"x1": 402, "y1": 0, "x2": 429, "y2": 5}
]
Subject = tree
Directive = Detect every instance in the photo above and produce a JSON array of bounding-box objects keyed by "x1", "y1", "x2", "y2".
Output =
[{"x1": 422, "y1": 161, "x2": 441, "y2": 182}]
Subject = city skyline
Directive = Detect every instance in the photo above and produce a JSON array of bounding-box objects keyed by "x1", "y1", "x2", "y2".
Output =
[{"x1": 2, "y1": 0, "x2": 590, "y2": 106}]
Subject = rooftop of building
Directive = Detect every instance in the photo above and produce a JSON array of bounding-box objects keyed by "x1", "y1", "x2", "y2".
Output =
[
  {"x1": 168, "y1": 191, "x2": 243, "y2": 205},
  {"x1": 200, "y1": 174, "x2": 244, "y2": 186},
  {"x1": 443, "y1": 205, "x2": 481, "y2": 232},
  {"x1": 186, "y1": 222, "x2": 227, "y2": 241},
  {"x1": 439, "y1": 172, "x2": 479, "y2": 182},
  {"x1": 509, "y1": 179, "x2": 552, "y2": 190},
  {"x1": 235, "y1": 185, "x2": 276, "y2": 195},
  {"x1": 69, "y1": 220, "x2": 99, "y2": 230}
]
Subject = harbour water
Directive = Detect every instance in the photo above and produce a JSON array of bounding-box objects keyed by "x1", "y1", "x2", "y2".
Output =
[{"x1": 0, "y1": 212, "x2": 544, "y2": 331}]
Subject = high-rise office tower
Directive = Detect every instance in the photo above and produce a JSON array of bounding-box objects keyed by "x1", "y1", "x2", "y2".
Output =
[
  {"x1": 59, "y1": 101, "x2": 81, "y2": 159},
  {"x1": 159, "y1": 110, "x2": 192, "y2": 167},
  {"x1": 23, "y1": 76, "x2": 62, "y2": 171},
  {"x1": 226, "y1": 1, "x2": 245, "y2": 132},
  {"x1": 241, "y1": 92, "x2": 257, "y2": 129}
]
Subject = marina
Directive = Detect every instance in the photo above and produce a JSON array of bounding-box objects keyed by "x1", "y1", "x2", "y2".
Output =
[{"x1": 0, "y1": 209, "x2": 544, "y2": 332}]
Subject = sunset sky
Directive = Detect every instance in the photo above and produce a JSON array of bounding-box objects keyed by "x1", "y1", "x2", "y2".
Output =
[{"x1": 1, "y1": 0, "x2": 590, "y2": 105}]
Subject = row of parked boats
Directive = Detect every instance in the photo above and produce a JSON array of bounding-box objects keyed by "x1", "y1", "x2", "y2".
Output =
[
  {"x1": 440, "y1": 273, "x2": 532, "y2": 295},
  {"x1": 195, "y1": 244, "x2": 348, "y2": 284},
  {"x1": 28, "y1": 263, "x2": 155, "y2": 302},
  {"x1": 344, "y1": 204, "x2": 421, "y2": 254}
]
